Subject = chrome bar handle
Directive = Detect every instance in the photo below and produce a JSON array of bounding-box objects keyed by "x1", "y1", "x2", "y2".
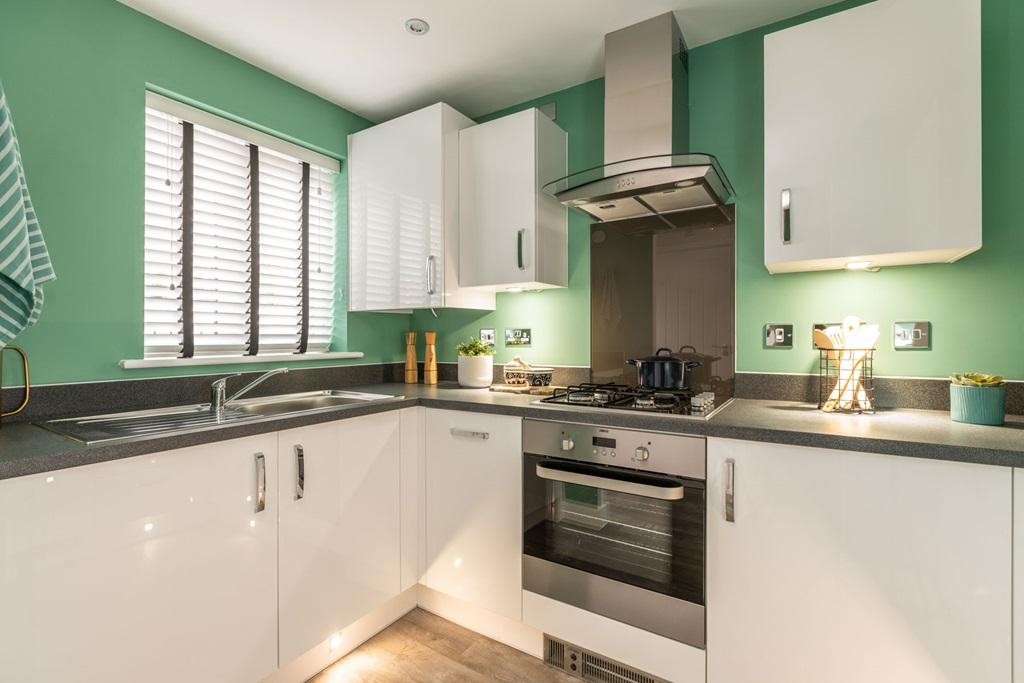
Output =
[
  {"x1": 516, "y1": 229, "x2": 526, "y2": 271},
  {"x1": 450, "y1": 428, "x2": 489, "y2": 440},
  {"x1": 425, "y1": 255, "x2": 436, "y2": 295},
  {"x1": 294, "y1": 444, "x2": 305, "y2": 501},
  {"x1": 724, "y1": 458, "x2": 735, "y2": 523},
  {"x1": 536, "y1": 462, "x2": 685, "y2": 501},
  {"x1": 254, "y1": 452, "x2": 266, "y2": 513},
  {"x1": 781, "y1": 188, "x2": 792, "y2": 245}
]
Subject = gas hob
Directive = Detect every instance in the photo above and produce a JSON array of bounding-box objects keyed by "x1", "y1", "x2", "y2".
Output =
[{"x1": 539, "y1": 383, "x2": 718, "y2": 418}]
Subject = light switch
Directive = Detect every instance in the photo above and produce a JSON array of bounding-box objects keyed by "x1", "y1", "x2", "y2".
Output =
[
  {"x1": 894, "y1": 321, "x2": 931, "y2": 350},
  {"x1": 764, "y1": 324, "x2": 793, "y2": 348}
]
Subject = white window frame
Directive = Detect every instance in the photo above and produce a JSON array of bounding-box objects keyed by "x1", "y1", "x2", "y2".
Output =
[{"x1": 124, "y1": 92, "x2": 362, "y2": 369}]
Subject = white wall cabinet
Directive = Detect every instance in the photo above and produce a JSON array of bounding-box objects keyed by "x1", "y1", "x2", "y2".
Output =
[
  {"x1": 706, "y1": 438, "x2": 1011, "y2": 683},
  {"x1": 348, "y1": 102, "x2": 495, "y2": 311},
  {"x1": 423, "y1": 409, "x2": 523, "y2": 621},
  {"x1": 459, "y1": 108, "x2": 568, "y2": 291},
  {"x1": 277, "y1": 412, "x2": 402, "y2": 664},
  {"x1": 0, "y1": 434, "x2": 280, "y2": 683},
  {"x1": 763, "y1": 0, "x2": 981, "y2": 273}
]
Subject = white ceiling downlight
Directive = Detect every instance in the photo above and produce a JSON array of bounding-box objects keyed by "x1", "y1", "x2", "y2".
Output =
[{"x1": 405, "y1": 18, "x2": 430, "y2": 36}]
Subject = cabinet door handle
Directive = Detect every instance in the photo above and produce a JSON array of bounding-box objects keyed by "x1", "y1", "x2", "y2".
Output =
[
  {"x1": 451, "y1": 428, "x2": 489, "y2": 440},
  {"x1": 516, "y1": 229, "x2": 526, "y2": 271},
  {"x1": 781, "y1": 189, "x2": 792, "y2": 245},
  {"x1": 294, "y1": 444, "x2": 305, "y2": 501},
  {"x1": 425, "y1": 255, "x2": 436, "y2": 295},
  {"x1": 724, "y1": 458, "x2": 735, "y2": 523},
  {"x1": 254, "y1": 452, "x2": 266, "y2": 513}
]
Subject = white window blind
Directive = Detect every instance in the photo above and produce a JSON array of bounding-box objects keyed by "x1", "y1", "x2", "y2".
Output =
[
  {"x1": 143, "y1": 109, "x2": 184, "y2": 359},
  {"x1": 143, "y1": 96, "x2": 339, "y2": 360},
  {"x1": 307, "y1": 165, "x2": 337, "y2": 352}
]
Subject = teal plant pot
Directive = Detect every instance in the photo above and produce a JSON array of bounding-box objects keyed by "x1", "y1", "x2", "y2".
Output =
[{"x1": 950, "y1": 384, "x2": 1006, "y2": 426}]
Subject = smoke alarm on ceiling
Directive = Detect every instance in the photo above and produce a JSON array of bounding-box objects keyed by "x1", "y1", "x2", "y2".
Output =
[{"x1": 405, "y1": 18, "x2": 430, "y2": 35}]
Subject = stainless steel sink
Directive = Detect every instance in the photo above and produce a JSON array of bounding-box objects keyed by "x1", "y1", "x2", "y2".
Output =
[
  {"x1": 230, "y1": 390, "x2": 397, "y2": 417},
  {"x1": 42, "y1": 390, "x2": 400, "y2": 444}
]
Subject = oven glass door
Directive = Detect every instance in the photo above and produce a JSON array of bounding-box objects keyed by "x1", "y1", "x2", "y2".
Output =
[{"x1": 523, "y1": 454, "x2": 705, "y2": 605}]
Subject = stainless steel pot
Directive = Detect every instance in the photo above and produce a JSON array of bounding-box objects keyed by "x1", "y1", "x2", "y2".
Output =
[{"x1": 627, "y1": 348, "x2": 702, "y2": 390}]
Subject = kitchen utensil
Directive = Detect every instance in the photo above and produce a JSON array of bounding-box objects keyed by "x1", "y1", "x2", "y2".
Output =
[
  {"x1": 677, "y1": 345, "x2": 720, "y2": 391},
  {"x1": 627, "y1": 348, "x2": 701, "y2": 390},
  {"x1": 0, "y1": 345, "x2": 30, "y2": 426},
  {"x1": 423, "y1": 332, "x2": 438, "y2": 385},
  {"x1": 404, "y1": 332, "x2": 418, "y2": 384}
]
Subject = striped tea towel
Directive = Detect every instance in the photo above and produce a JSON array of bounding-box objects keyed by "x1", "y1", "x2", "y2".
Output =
[{"x1": 0, "y1": 81, "x2": 55, "y2": 346}]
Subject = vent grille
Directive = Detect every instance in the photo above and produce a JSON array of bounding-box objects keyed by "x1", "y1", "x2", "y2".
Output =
[
  {"x1": 545, "y1": 636, "x2": 566, "y2": 668},
  {"x1": 542, "y1": 635, "x2": 668, "y2": 683}
]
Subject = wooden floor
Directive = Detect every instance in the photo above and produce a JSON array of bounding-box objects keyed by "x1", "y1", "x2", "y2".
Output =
[{"x1": 309, "y1": 608, "x2": 577, "y2": 683}]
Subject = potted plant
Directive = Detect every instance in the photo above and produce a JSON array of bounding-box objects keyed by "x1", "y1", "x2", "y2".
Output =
[
  {"x1": 950, "y1": 373, "x2": 1006, "y2": 426},
  {"x1": 456, "y1": 337, "x2": 494, "y2": 388}
]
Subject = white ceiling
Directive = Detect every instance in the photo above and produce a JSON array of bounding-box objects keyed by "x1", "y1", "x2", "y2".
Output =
[{"x1": 119, "y1": 0, "x2": 841, "y2": 123}]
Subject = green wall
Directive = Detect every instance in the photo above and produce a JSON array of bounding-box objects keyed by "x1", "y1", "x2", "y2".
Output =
[
  {"x1": 1, "y1": 0, "x2": 409, "y2": 386},
  {"x1": 424, "y1": 0, "x2": 1024, "y2": 381},
  {"x1": 5, "y1": 0, "x2": 1020, "y2": 386}
]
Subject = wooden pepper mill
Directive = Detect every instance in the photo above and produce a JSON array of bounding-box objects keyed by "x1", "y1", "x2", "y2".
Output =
[
  {"x1": 404, "y1": 332, "x2": 418, "y2": 384},
  {"x1": 423, "y1": 331, "x2": 438, "y2": 385}
]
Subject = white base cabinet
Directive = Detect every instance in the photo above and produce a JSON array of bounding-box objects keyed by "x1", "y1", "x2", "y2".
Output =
[
  {"x1": 763, "y1": 0, "x2": 981, "y2": 273},
  {"x1": 0, "y1": 434, "x2": 280, "y2": 683},
  {"x1": 707, "y1": 438, "x2": 1011, "y2": 683},
  {"x1": 277, "y1": 412, "x2": 402, "y2": 664},
  {"x1": 423, "y1": 409, "x2": 523, "y2": 621},
  {"x1": 459, "y1": 108, "x2": 568, "y2": 291}
]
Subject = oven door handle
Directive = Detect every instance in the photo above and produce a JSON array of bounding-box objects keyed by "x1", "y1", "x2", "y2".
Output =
[{"x1": 535, "y1": 462, "x2": 685, "y2": 501}]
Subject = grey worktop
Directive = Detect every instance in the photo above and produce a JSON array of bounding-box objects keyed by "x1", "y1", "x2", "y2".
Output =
[{"x1": 1, "y1": 382, "x2": 1022, "y2": 480}]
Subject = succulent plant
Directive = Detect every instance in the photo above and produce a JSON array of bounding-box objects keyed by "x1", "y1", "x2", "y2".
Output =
[
  {"x1": 950, "y1": 372, "x2": 1006, "y2": 388},
  {"x1": 456, "y1": 337, "x2": 494, "y2": 357}
]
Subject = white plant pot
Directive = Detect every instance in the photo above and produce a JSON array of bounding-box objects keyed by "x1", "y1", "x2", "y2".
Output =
[{"x1": 458, "y1": 355, "x2": 493, "y2": 388}]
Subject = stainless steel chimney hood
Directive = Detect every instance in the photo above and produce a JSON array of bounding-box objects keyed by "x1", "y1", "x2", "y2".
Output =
[{"x1": 543, "y1": 13, "x2": 735, "y2": 226}]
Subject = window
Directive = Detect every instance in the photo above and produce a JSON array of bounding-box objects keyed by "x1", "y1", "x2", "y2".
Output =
[{"x1": 143, "y1": 92, "x2": 339, "y2": 360}]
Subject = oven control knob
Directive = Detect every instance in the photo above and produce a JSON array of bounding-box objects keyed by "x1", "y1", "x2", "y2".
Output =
[
  {"x1": 633, "y1": 446, "x2": 650, "y2": 462},
  {"x1": 561, "y1": 437, "x2": 575, "y2": 452}
]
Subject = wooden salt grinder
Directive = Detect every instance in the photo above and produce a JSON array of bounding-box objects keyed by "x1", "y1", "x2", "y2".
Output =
[
  {"x1": 404, "y1": 332, "x2": 418, "y2": 384},
  {"x1": 423, "y1": 331, "x2": 438, "y2": 385}
]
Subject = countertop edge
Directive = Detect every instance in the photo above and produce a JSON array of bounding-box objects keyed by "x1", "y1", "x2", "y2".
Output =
[{"x1": 2, "y1": 390, "x2": 1021, "y2": 480}]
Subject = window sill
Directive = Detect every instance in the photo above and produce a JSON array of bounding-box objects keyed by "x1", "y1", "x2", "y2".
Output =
[{"x1": 119, "y1": 351, "x2": 365, "y2": 370}]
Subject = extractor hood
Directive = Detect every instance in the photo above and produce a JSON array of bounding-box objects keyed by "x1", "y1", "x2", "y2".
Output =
[{"x1": 543, "y1": 13, "x2": 735, "y2": 226}]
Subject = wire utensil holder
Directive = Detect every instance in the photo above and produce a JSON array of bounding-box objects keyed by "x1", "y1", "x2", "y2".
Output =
[{"x1": 818, "y1": 348, "x2": 875, "y2": 414}]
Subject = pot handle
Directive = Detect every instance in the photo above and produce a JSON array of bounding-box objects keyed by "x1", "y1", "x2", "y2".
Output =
[
  {"x1": 656, "y1": 348, "x2": 673, "y2": 357},
  {"x1": 685, "y1": 360, "x2": 703, "y2": 369},
  {"x1": 626, "y1": 359, "x2": 639, "y2": 366}
]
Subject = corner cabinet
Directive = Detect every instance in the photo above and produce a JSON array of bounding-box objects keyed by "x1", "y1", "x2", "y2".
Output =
[
  {"x1": 706, "y1": 438, "x2": 1011, "y2": 683},
  {"x1": 763, "y1": 0, "x2": 981, "y2": 273},
  {"x1": 459, "y1": 108, "x2": 568, "y2": 291},
  {"x1": 277, "y1": 412, "x2": 402, "y2": 664},
  {"x1": 423, "y1": 409, "x2": 523, "y2": 621},
  {"x1": 0, "y1": 435, "x2": 280, "y2": 683},
  {"x1": 348, "y1": 103, "x2": 495, "y2": 311}
]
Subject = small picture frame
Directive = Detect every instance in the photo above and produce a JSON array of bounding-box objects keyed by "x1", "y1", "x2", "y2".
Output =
[{"x1": 505, "y1": 328, "x2": 532, "y2": 347}]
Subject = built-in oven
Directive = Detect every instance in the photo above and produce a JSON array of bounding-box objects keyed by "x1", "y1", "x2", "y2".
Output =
[{"x1": 522, "y1": 419, "x2": 706, "y2": 649}]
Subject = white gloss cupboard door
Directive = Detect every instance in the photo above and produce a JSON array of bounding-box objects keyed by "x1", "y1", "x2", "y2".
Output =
[
  {"x1": 278, "y1": 412, "x2": 401, "y2": 663},
  {"x1": 707, "y1": 438, "x2": 1011, "y2": 683},
  {"x1": 0, "y1": 435, "x2": 279, "y2": 683},
  {"x1": 459, "y1": 108, "x2": 568, "y2": 291},
  {"x1": 1015, "y1": 468, "x2": 1024, "y2": 683},
  {"x1": 348, "y1": 102, "x2": 495, "y2": 312},
  {"x1": 763, "y1": 0, "x2": 981, "y2": 273},
  {"x1": 424, "y1": 409, "x2": 522, "y2": 620}
]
